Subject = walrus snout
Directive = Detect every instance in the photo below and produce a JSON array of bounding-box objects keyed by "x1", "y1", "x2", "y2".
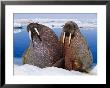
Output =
[
  {"x1": 62, "y1": 21, "x2": 79, "y2": 45},
  {"x1": 27, "y1": 23, "x2": 42, "y2": 41}
]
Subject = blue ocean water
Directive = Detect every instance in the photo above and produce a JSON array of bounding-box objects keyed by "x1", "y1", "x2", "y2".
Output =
[{"x1": 14, "y1": 26, "x2": 97, "y2": 65}]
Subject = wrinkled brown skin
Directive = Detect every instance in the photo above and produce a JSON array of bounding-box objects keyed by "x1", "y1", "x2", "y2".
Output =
[
  {"x1": 23, "y1": 23, "x2": 64, "y2": 68},
  {"x1": 60, "y1": 21, "x2": 93, "y2": 72}
]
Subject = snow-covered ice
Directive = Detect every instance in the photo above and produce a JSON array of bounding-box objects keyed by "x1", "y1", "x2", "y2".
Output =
[
  {"x1": 14, "y1": 64, "x2": 97, "y2": 75},
  {"x1": 13, "y1": 18, "x2": 97, "y2": 34},
  {"x1": 14, "y1": 18, "x2": 97, "y2": 29}
]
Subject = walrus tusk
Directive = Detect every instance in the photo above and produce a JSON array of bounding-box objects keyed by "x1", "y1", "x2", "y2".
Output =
[
  {"x1": 69, "y1": 33, "x2": 71, "y2": 45},
  {"x1": 62, "y1": 32, "x2": 65, "y2": 43},
  {"x1": 29, "y1": 30, "x2": 31, "y2": 40},
  {"x1": 34, "y1": 28, "x2": 40, "y2": 35}
]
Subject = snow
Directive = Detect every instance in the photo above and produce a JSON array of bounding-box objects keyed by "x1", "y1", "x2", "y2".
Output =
[
  {"x1": 13, "y1": 18, "x2": 97, "y2": 34},
  {"x1": 14, "y1": 23, "x2": 22, "y2": 27},
  {"x1": 89, "y1": 66, "x2": 97, "y2": 75},
  {"x1": 14, "y1": 18, "x2": 97, "y2": 29},
  {"x1": 14, "y1": 64, "x2": 97, "y2": 75}
]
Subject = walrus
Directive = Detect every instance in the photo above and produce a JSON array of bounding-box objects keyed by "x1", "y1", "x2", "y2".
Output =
[
  {"x1": 60, "y1": 21, "x2": 93, "y2": 72},
  {"x1": 23, "y1": 23, "x2": 64, "y2": 68}
]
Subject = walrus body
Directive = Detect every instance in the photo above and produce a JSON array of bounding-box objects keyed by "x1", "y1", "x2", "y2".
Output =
[
  {"x1": 60, "y1": 21, "x2": 93, "y2": 72},
  {"x1": 23, "y1": 23, "x2": 63, "y2": 68}
]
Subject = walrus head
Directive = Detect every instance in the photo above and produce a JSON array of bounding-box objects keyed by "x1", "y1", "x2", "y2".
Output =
[
  {"x1": 62, "y1": 21, "x2": 79, "y2": 45},
  {"x1": 27, "y1": 23, "x2": 42, "y2": 46}
]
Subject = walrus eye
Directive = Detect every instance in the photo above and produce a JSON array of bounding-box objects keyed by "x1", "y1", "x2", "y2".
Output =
[
  {"x1": 34, "y1": 28, "x2": 40, "y2": 35},
  {"x1": 63, "y1": 32, "x2": 65, "y2": 43},
  {"x1": 29, "y1": 30, "x2": 32, "y2": 40},
  {"x1": 69, "y1": 33, "x2": 71, "y2": 46}
]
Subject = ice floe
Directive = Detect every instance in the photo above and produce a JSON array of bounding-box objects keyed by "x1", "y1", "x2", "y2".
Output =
[{"x1": 14, "y1": 64, "x2": 97, "y2": 75}]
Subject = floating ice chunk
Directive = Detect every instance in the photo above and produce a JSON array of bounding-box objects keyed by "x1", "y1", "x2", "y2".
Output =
[
  {"x1": 14, "y1": 29, "x2": 22, "y2": 34},
  {"x1": 14, "y1": 18, "x2": 97, "y2": 29}
]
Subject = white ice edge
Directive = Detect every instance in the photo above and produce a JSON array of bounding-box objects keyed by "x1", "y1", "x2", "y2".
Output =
[{"x1": 14, "y1": 18, "x2": 97, "y2": 29}]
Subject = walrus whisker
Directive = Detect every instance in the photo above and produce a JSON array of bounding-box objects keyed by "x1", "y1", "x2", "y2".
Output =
[
  {"x1": 37, "y1": 35, "x2": 42, "y2": 41},
  {"x1": 63, "y1": 32, "x2": 65, "y2": 43},
  {"x1": 34, "y1": 28, "x2": 40, "y2": 35},
  {"x1": 69, "y1": 33, "x2": 71, "y2": 46}
]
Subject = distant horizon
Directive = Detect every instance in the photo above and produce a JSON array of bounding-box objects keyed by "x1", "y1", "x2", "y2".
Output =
[
  {"x1": 14, "y1": 13, "x2": 97, "y2": 29},
  {"x1": 14, "y1": 13, "x2": 97, "y2": 20}
]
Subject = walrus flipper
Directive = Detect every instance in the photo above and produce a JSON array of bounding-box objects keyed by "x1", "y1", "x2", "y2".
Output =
[
  {"x1": 53, "y1": 58, "x2": 64, "y2": 68},
  {"x1": 23, "y1": 46, "x2": 30, "y2": 64}
]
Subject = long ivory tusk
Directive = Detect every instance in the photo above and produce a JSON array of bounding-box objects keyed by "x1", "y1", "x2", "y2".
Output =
[
  {"x1": 29, "y1": 30, "x2": 31, "y2": 40},
  {"x1": 62, "y1": 32, "x2": 65, "y2": 43},
  {"x1": 34, "y1": 28, "x2": 40, "y2": 35},
  {"x1": 69, "y1": 33, "x2": 71, "y2": 45}
]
